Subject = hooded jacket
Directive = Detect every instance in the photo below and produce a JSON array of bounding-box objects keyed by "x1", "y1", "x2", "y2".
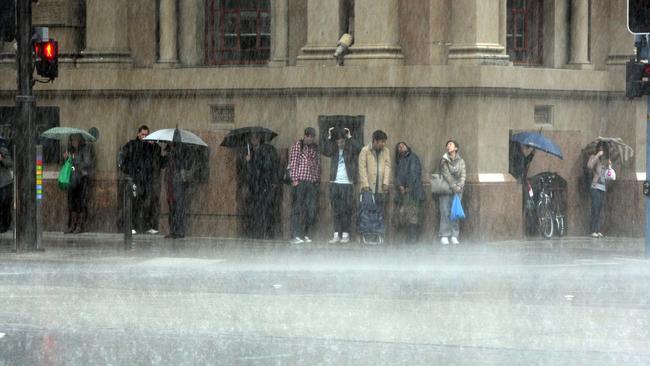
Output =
[
  {"x1": 394, "y1": 144, "x2": 425, "y2": 202},
  {"x1": 358, "y1": 143, "x2": 391, "y2": 193}
]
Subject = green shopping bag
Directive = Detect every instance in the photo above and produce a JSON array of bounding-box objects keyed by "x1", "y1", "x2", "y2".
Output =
[{"x1": 58, "y1": 157, "x2": 73, "y2": 190}]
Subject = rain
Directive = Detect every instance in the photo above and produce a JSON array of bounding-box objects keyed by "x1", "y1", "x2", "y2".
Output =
[{"x1": 1, "y1": 0, "x2": 650, "y2": 364}]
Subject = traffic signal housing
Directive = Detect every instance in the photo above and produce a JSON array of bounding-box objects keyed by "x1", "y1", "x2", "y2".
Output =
[
  {"x1": 0, "y1": 0, "x2": 15, "y2": 42},
  {"x1": 628, "y1": 0, "x2": 650, "y2": 34},
  {"x1": 626, "y1": 59, "x2": 650, "y2": 98},
  {"x1": 33, "y1": 39, "x2": 58, "y2": 79}
]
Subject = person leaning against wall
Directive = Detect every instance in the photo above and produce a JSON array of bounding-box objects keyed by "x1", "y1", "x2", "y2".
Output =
[{"x1": 436, "y1": 139, "x2": 466, "y2": 245}]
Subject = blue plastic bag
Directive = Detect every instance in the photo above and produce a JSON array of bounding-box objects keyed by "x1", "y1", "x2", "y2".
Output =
[{"x1": 450, "y1": 193, "x2": 465, "y2": 221}]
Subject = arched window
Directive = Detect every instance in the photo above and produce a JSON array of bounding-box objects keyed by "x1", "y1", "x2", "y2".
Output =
[
  {"x1": 506, "y1": 0, "x2": 544, "y2": 65},
  {"x1": 205, "y1": 0, "x2": 271, "y2": 65}
]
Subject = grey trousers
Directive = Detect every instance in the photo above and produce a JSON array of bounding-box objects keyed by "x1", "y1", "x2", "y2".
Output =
[{"x1": 438, "y1": 193, "x2": 461, "y2": 238}]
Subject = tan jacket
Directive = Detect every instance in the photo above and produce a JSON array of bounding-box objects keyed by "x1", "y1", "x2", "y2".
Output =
[{"x1": 358, "y1": 143, "x2": 391, "y2": 193}]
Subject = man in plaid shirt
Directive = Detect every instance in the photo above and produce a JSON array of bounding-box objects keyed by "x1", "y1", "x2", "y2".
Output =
[{"x1": 288, "y1": 127, "x2": 321, "y2": 244}]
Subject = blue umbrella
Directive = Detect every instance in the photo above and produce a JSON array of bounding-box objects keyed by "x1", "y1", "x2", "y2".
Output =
[{"x1": 510, "y1": 132, "x2": 563, "y2": 160}]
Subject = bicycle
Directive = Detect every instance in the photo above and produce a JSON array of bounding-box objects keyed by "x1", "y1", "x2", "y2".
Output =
[{"x1": 528, "y1": 175, "x2": 566, "y2": 239}]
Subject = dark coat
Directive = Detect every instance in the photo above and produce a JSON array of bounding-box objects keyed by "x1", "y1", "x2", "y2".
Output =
[
  {"x1": 121, "y1": 138, "x2": 163, "y2": 184},
  {"x1": 395, "y1": 148, "x2": 425, "y2": 203},
  {"x1": 322, "y1": 139, "x2": 361, "y2": 183}
]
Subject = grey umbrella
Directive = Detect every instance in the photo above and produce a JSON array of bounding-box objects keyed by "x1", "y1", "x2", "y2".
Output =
[
  {"x1": 40, "y1": 127, "x2": 97, "y2": 142},
  {"x1": 144, "y1": 128, "x2": 208, "y2": 147}
]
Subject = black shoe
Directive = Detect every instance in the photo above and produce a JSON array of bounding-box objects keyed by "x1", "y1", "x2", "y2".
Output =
[{"x1": 164, "y1": 234, "x2": 176, "y2": 239}]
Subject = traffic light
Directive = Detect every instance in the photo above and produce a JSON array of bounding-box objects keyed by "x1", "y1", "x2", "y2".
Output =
[
  {"x1": 626, "y1": 59, "x2": 650, "y2": 98},
  {"x1": 628, "y1": 0, "x2": 650, "y2": 34},
  {"x1": 33, "y1": 39, "x2": 58, "y2": 79},
  {"x1": 0, "y1": 0, "x2": 15, "y2": 42},
  {"x1": 644, "y1": 181, "x2": 650, "y2": 196}
]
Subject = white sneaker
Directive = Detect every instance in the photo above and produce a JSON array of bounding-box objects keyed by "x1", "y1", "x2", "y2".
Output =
[
  {"x1": 131, "y1": 229, "x2": 137, "y2": 235},
  {"x1": 328, "y1": 232, "x2": 340, "y2": 244},
  {"x1": 451, "y1": 237, "x2": 460, "y2": 245},
  {"x1": 591, "y1": 232, "x2": 599, "y2": 238},
  {"x1": 340, "y1": 232, "x2": 350, "y2": 243},
  {"x1": 440, "y1": 237, "x2": 449, "y2": 245},
  {"x1": 303, "y1": 236, "x2": 312, "y2": 243},
  {"x1": 147, "y1": 228, "x2": 159, "y2": 235},
  {"x1": 291, "y1": 237, "x2": 304, "y2": 244}
]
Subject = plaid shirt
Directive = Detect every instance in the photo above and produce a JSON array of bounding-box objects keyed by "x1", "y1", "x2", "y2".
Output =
[{"x1": 288, "y1": 140, "x2": 321, "y2": 183}]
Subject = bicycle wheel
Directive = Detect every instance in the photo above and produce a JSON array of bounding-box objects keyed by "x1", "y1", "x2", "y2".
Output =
[
  {"x1": 537, "y1": 202, "x2": 554, "y2": 239},
  {"x1": 556, "y1": 215, "x2": 566, "y2": 237}
]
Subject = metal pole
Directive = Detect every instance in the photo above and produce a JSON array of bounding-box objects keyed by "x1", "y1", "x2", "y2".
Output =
[
  {"x1": 14, "y1": 0, "x2": 36, "y2": 251},
  {"x1": 36, "y1": 145, "x2": 42, "y2": 250},
  {"x1": 123, "y1": 176, "x2": 133, "y2": 250},
  {"x1": 646, "y1": 96, "x2": 650, "y2": 256}
]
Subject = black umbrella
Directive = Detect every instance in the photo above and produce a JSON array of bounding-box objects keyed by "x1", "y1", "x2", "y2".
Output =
[{"x1": 220, "y1": 127, "x2": 278, "y2": 148}]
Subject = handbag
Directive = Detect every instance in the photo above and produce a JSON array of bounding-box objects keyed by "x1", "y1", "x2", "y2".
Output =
[
  {"x1": 397, "y1": 197, "x2": 419, "y2": 226},
  {"x1": 450, "y1": 193, "x2": 466, "y2": 221},
  {"x1": 605, "y1": 167, "x2": 616, "y2": 181},
  {"x1": 431, "y1": 173, "x2": 452, "y2": 195},
  {"x1": 58, "y1": 157, "x2": 73, "y2": 190}
]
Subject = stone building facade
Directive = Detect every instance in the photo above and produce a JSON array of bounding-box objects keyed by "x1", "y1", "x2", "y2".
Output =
[{"x1": 0, "y1": 0, "x2": 644, "y2": 241}]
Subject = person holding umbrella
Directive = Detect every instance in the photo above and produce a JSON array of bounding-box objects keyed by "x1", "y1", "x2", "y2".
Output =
[
  {"x1": 162, "y1": 141, "x2": 188, "y2": 239},
  {"x1": 63, "y1": 133, "x2": 94, "y2": 234},
  {"x1": 587, "y1": 141, "x2": 613, "y2": 238},
  {"x1": 242, "y1": 132, "x2": 281, "y2": 239}
]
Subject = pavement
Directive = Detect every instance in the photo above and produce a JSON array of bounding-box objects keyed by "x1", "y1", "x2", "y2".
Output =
[{"x1": 0, "y1": 234, "x2": 649, "y2": 365}]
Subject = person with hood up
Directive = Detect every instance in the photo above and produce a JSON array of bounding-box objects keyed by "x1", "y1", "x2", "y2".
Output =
[
  {"x1": 64, "y1": 133, "x2": 94, "y2": 234},
  {"x1": 0, "y1": 142, "x2": 13, "y2": 233},
  {"x1": 394, "y1": 141, "x2": 425, "y2": 243},
  {"x1": 322, "y1": 127, "x2": 361, "y2": 244},
  {"x1": 437, "y1": 139, "x2": 466, "y2": 245}
]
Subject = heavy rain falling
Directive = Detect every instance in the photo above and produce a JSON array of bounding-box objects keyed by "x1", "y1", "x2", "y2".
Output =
[{"x1": 1, "y1": 0, "x2": 650, "y2": 364}]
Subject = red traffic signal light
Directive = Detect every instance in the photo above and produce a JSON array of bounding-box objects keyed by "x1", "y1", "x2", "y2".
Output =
[{"x1": 33, "y1": 39, "x2": 58, "y2": 79}]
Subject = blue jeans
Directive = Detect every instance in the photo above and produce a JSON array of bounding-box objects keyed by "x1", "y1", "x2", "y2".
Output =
[{"x1": 590, "y1": 188, "x2": 605, "y2": 233}]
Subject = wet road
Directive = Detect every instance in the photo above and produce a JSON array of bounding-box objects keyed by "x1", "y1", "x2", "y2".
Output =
[{"x1": 1, "y1": 237, "x2": 649, "y2": 365}]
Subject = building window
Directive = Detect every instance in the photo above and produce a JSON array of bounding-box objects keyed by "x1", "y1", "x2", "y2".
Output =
[
  {"x1": 205, "y1": 0, "x2": 271, "y2": 65},
  {"x1": 506, "y1": 0, "x2": 543, "y2": 65}
]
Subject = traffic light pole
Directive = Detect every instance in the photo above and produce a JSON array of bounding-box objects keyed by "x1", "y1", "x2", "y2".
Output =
[
  {"x1": 646, "y1": 96, "x2": 650, "y2": 256},
  {"x1": 14, "y1": 0, "x2": 36, "y2": 251}
]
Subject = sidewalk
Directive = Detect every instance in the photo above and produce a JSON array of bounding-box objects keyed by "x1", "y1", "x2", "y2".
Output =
[{"x1": 1, "y1": 231, "x2": 646, "y2": 255}]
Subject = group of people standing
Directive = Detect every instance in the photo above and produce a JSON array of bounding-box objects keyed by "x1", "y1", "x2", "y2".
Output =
[
  {"x1": 0, "y1": 123, "x2": 615, "y2": 243},
  {"x1": 282, "y1": 126, "x2": 467, "y2": 245}
]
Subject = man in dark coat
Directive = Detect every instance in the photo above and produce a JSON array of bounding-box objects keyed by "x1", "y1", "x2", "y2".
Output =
[
  {"x1": 242, "y1": 133, "x2": 280, "y2": 239},
  {"x1": 163, "y1": 142, "x2": 188, "y2": 239},
  {"x1": 120, "y1": 125, "x2": 164, "y2": 234},
  {"x1": 394, "y1": 142, "x2": 425, "y2": 243}
]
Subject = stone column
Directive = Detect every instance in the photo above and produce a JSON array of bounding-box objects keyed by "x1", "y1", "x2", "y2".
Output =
[
  {"x1": 607, "y1": 0, "x2": 634, "y2": 67},
  {"x1": 81, "y1": 0, "x2": 132, "y2": 65},
  {"x1": 499, "y1": 0, "x2": 507, "y2": 51},
  {"x1": 568, "y1": 0, "x2": 591, "y2": 68},
  {"x1": 158, "y1": 0, "x2": 178, "y2": 65},
  {"x1": 269, "y1": 0, "x2": 289, "y2": 66},
  {"x1": 297, "y1": 0, "x2": 340, "y2": 65},
  {"x1": 448, "y1": 0, "x2": 509, "y2": 65},
  {"x1": 179, "y1": 0, "x2": 203, "y2": 66},
  {"x1": 345, "y1": 0, "x2": 403, "y2": 65}
]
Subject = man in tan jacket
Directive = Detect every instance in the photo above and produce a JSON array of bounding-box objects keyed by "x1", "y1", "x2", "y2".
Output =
[{"x1": 358, "y1": 130, "x2": 391, "y2": 196}]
